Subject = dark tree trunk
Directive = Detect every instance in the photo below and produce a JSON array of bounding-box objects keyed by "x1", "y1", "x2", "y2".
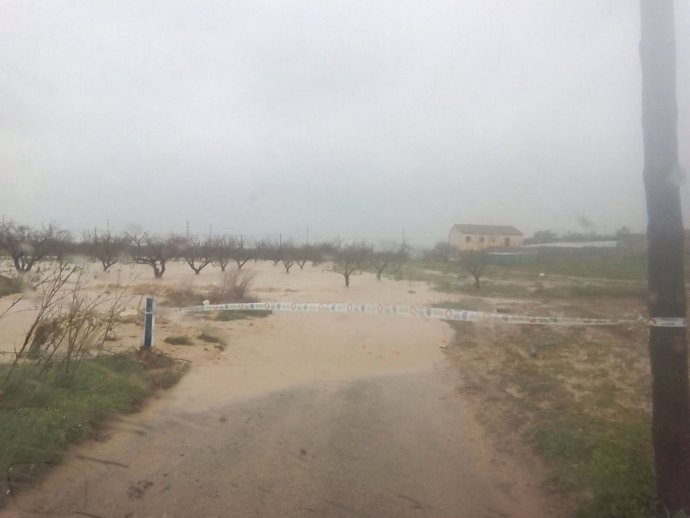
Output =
[
  {"x1": 101, "y1": 257, "x2": 117, "y2": 272},
  {"x1": 344, "y1": 272, "x2": 350, "y2": 287},
  {"x1": 152, "y1": 260, "x2": 166, "y2": 279},
  {"x1": 640, "y1": 0, "x2": 690, "y2": 510},
  {"x1": 13, "y1": 255, "x2": 32, "y2": 272}
]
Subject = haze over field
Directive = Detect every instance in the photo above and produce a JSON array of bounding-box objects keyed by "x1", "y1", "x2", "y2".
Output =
[{"x1": 1, "y1": 1, "x2": 690, "y2": 244}]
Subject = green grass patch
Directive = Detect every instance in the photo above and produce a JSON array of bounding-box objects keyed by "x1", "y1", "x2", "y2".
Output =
[
  {"x1": 0, "y1": 353, "x2": 188, "y2": 505},
  {"x1": 215, "y1": 309, "x2": 272, "y2": 321},
  {"x1": 413, "y1": 260, "x2": 461, "y2": 277},
  {"x1": 0, "y1": 275, "x2": 22, "y2": 297},
  {"x1": 537, "y1": 283, "x2": 644, "y2": 299},
  {"x1": 197, "y1": 331, "x2": 225, "y2": 345},
  {"x1": 164, "y1": 335, "x2": 194, "y2": 345},
  {"x1": 447, "y1": 320, "x2": 478, "y2": 348},
  {"x1": 505, "y1": 352, "x2": 655, "y2": 516},
  {"x1": 411, "y1": 256, "x2": 648, "y2": 283},
  {"x1": 433, "y1": 277, "x2": 642, "y2": 301},
  {"x1": 384, "y1": 263, "x2": 449, "y2": 284},
  {"x1": 529, "y1": 411, "x2": 654, "y2": 518},
  {"x1": 506, "y1": 255, "x2": 647, "y2": 281},
  {"x1": 159, "y1": 289, "x2": 203, "y2": 308},
  {"x1": 434, "y1": 280, "x2": 533, "y2": 298},
  {"x1": 445, "y1": 317, "x2": 657, "y2": 517}
]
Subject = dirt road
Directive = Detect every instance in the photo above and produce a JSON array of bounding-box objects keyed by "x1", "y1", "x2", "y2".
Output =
[{"x1": 1, "y1": 265, "x2": 553, "y2": 517}]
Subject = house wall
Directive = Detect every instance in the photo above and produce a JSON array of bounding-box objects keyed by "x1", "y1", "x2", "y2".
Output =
[{"x1": 449, "y1": 229, "x2": 524, "y2": 251}]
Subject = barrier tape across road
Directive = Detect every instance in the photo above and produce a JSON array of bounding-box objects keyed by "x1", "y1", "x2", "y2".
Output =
[{"x1": 175, "y1": 301, "x2": 688, "y2": 327}]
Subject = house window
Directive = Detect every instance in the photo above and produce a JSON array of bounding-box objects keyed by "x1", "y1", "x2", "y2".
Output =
[
  {"x1": 504, "y1": 237, "x2": 510, "y2": 247},
  {"x1": 479, "y1": 236, "x2": 485, "y2": 243},
  {"x1": 465, "y1": 236, "x2": 471, "y2": 242},
  {"x1": 491, "y1": 237, "x2": 496, "y2": 243}
]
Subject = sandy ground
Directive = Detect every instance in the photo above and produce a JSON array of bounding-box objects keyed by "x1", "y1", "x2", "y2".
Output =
[{"x1": 0, "y1": 262, "x2": 557, "y2": 517}]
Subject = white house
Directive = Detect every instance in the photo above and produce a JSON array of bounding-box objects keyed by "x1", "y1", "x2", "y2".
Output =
[{"x1": 449, "y1": 224, "x2": 524, "y2": 252}]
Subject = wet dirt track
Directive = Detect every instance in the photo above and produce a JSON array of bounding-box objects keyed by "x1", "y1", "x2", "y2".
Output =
[{"x1": 1, "y1": 273, "x2": 551, "y2": 518}]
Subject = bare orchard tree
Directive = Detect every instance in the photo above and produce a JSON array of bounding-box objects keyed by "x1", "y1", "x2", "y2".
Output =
[
  {"x1": 295, "y1": 245, "x2": 311, "y2": 270},
  {"x1": 212, "y1": 235, "x2": 232, "y2": 272},
  {"x1": 229, "y1": 237, "x2": 253, "y2": 270},
  {"x1": 371, "y1": 245, "x2": 408, "y2": 281},
  {"x1": 179, "y1": 235, "x2": 213, "y2": 275},
  {"x1": 333, "y1": 243, "x2": 373, "y2": 287},
  {"x1": 210, "y1": 235, "x2": 254, "y2": 271},
  {"x1": 391, "y1": 244, "x2": 410, "y2": 275},
  {"x1": 0, "y1": 221, "x2": 71, "y2": 273},
  {"x1": 126, "y1": 232, "x2": 173, "y2": 279},
  {"x1": 458, "y1": 251, "x2": 487, "y2": 289},
  {"x1": 253, "y1": 239, "x2": 273, "y2": 263},
  {"x1": 282, "y1": 258, "x2": 295, "y2": 274},
  {"x1": 427, "y1": 241, "x2": 456, "y2": 262},
  {"x1": 311, "y1": 242, "x2": 337, "y2": 266},
  {"x1": 85, "y1": 230, "x2": 128, "y2": 272},
  {"x1": 271, "y1": 243, "x2": 283, "y2": 266},
  {"x1": 280, "y1": 243, "x2": 296, "y2": 273}
]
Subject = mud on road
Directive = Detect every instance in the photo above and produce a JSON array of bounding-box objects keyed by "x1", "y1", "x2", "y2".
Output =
[{"x1": 1, "y1": 264, "x2": 556, "y2": 518}]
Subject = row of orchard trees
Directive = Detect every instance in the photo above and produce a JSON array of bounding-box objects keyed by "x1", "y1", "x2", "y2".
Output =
[{"x1": 0, "y1": 220, "x2": 409, "y2": 286}]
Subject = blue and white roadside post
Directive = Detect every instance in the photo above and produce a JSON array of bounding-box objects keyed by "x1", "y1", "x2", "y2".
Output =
[{"x1": 144, "y1": 297, "x2": 155, "y2": 349}]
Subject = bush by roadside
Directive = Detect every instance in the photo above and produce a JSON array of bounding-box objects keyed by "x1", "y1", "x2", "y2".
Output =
[
  {"x1": 0, "y1": 274, "x2": 22, "y2": 297},
  {"x1": 0, "y1": 349, "x2": 188, "y2": 507},
  {"x1": 445, "y1": 319, "x2": 656, "y2": 518}
]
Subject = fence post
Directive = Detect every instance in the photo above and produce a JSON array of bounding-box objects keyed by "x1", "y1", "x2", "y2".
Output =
[{"x1": 144, "y1": 297, "x2": 155, "y2": 349}]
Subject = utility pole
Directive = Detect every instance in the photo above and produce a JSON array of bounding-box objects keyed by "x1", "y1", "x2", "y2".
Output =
[
  {"x1": 279, "y1": 233, "x2": 282, "y2": 247},
  {"x1": 106, "y1": 218, "x2": 110, "y2": 236},
  {"x1": 640, "y1": 0, "x2": 690, "y2": 510},
  {"x1": 306, "y1": 226, "x2": 310, "y2": 245},
  {"x1": 402, "y1": 228, "x2": 406, "y2": 245},
  {"x1": 209, "y1": 224, "x2": 212, "y2": 240},
  {"x1": 186, "y1": 221, "x2": 190, "y2": 238}
]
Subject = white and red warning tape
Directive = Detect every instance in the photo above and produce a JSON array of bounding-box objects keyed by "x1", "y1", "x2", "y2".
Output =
[{"x1": 174, "y1": 301, "x2": 687, "y2": 327}]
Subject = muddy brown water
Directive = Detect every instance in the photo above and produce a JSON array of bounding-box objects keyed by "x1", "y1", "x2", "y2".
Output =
[{"x1": 1, "y1": 264, "x2": 553, "y2": 517}]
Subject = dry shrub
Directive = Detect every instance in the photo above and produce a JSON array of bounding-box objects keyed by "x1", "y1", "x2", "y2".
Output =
[
  {"x1": 134, "y1": 346, "x2": 178, "y2": 369},
  {"x1": 130, "y1": 283, "x2": 167, "y2": 297},
  {"x1": 161, "y1": 279, "x2": 201, "y2": 307},
  {"x1": 2, "y1": 264, "x2": 133, "y2": 386},
  {"x1": 208, "y1": 268, "x2": 256, "y2": 303},
  {"x1": 0, "y1": 275, "x2": 22, "y2": 297}
]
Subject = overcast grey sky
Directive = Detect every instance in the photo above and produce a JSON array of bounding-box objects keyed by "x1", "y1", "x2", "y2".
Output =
[{"x1": 1, "y1": 1, "x2": 689, "y2": 245}]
